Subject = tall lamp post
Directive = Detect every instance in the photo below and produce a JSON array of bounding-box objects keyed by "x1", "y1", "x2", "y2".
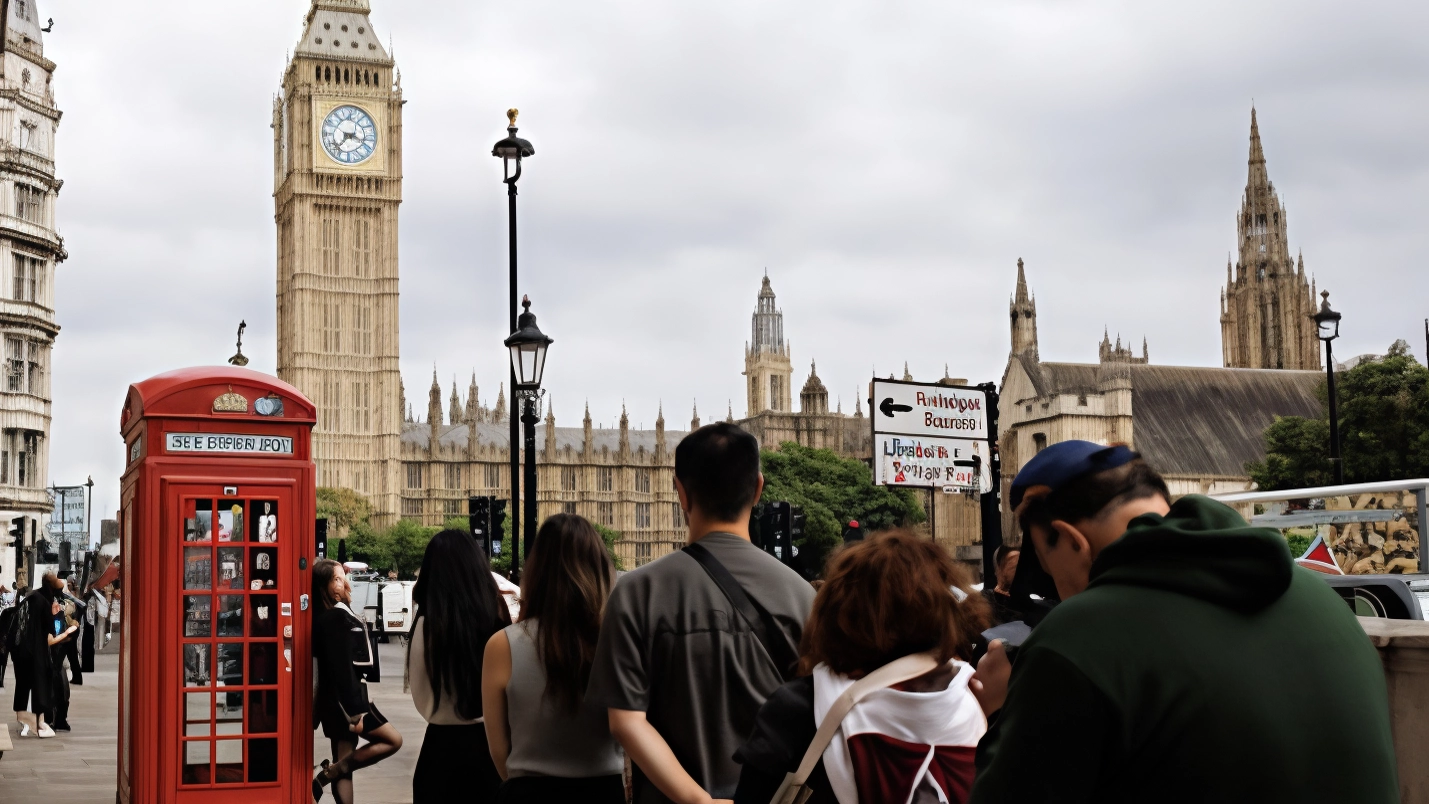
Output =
[
  {"x1": 504, "y1": 296, "x2": 553, "y2": 580},
  {"x1": 1313, "y1": 290, "x2": 1344, "y2": 485},
  {"x1": 492, "y1": 110, "x2": 534, "y2": 576}
]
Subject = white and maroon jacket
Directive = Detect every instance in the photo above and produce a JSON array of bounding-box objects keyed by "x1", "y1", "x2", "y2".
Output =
[{"x1": 812, "y1": 661, "x2": 985, "y2": 804}]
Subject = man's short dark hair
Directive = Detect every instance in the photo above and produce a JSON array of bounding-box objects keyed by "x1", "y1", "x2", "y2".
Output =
[
  {"x1": 674, "y1": 423, "x2": 761, "y2": 522},
  {"x1": 1019, "y1": 459, "x2": 1170, "y2": 548}
]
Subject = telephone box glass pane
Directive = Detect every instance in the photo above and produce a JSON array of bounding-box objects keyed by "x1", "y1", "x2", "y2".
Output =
[
  {"x1": 216, "y1": 643, "x2": 243, "y2": 687},
  {"x1": 182, "y1": 741, "x2": 211, "y2": 785},
  {"x1": 249, "y1": 595, "x2": 278, "y2": 637},
  {"x1": 184, "y1": 595, "x2": 211, "y2": 637},
  {"x1": 217, "y1": 547, "x2": 244, "y2": 591},
  {"x1": 248, "y1": 689, "x2": 278, "y2": 733},
  {"x1": 248, "y1": 738, "x2": 278, "y2": 782},
  {"x1": 183, "y1": 548, "x2": 211, "y2": 590},
  {"x1": 251, "y1": 500, "x2": 278, "y2": 543},
  {"x1": 215, "y1": 739, "x2": 244, "y2": 782},
  {"x1": 249, "y1": 642, "x2": 277, "y2": 685},
  {"x1": 217, "y1": 690, "x2": 244, "y2": 724},
  {"x1": 184, "y1": 692, "x2": 212, "y2": 736},
  {"x1": 250, "y1": 548, "x2": 277, "y2": 590},
  {"x1": 218, "y1": 501, "x2": 244, "y2": 543},
  {"x1": 184, "y1": 643, "x2": 210, "y2": 687},
  {"x1": 216, "y1": 596, "x2": 244, "y2": 637},
  {"x1": 186, "y1": 500, "x2": 213, "y2": 542}
]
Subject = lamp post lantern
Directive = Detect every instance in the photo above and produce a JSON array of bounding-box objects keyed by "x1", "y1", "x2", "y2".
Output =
[
  {"x1": 492, "y1": 109, "x2": 534, "y2": 578},
  {"x1": 504, "y1": 296, "x2": 553, "y2": 577},
  {"x1": 1312, "y1": 290, "x2": 1344, "y2": 485}
]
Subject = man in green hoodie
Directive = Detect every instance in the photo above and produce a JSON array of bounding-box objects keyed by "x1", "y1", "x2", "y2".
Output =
[{"x1": 969, "y1": 441, "x2": 1397, "y2": 803}]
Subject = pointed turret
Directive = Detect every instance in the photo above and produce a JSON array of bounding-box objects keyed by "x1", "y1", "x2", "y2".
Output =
[
  {"x1": 691, "y1": 401, "x2": 701, "y2": 431},
  {"x1": 619, "y1": 402, "x2": 631, "y2": 457},
  {"x1": 902, "y1": 362, "x2": 913, "y2": 382},
  {"x1": 448, "y1": 379, "x2": 461, "y2": 425},
  {"x1": 465, "y1": 373, "x2": 481, "y2": 423},
  {"x1": 800, "y1": 359, "x2": 829, "y2": 414},
  {"x1": 1248, "y1": 106, "x2": 1266, "y2": 169},
  {"x1": 655, "y1": 403, "x2": 667, "y2": 460},
  {"x1": 583, "y1": 400, "x2": 593, "y2": 453},
  {"x1": 1010, "y1": 258, "x2": 1039, "y2": 358},
  {"x1": 494, "y1": 383, "x2": 506, "y2": 422},
  {"x1": 544, "y1": 396, "x2": 556, "y2": 458},
  {"x1": 726, "y1": 402, "x2": 734, "y2": 424},
  {"x1": 427, "y1": 370, "x2": 443, "y2": 448},
  {"x1": 399, "y1": 377, "x2": 407, "y2": 423}
]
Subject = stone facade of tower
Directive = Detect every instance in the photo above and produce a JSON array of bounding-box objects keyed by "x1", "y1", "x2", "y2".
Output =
[
  {"x1": 0, "y1": 0, "x2": 64, "y2": 591},
  {"x1": 1220, "y1": 110, "x2": 1322, "y2": 371},
  {"x1": 274, "y1": 0, "x2": 403, "y2": 523},
  {"x1": 744, "y1": 276, "x2": 793, "y2": 416}
]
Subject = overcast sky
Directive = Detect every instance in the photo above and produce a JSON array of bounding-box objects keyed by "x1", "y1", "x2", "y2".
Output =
[{"x1": 44, "y1": 0, "x2": 1429, "y2": 523}]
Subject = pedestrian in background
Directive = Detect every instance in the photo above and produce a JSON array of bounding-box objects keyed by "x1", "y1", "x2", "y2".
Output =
[
  {"x1": 982, "y1": 544, "x2": 1020, "y2": 625},
  {"x1": 587, "y1": 422, "x2": 816, "y2": 804},
  {"x1": 968, "y1": 441, "x2": 1397, "y2": 803},
  {"x1": 310, "y1": 558, "x2": 403, "y2": 803},
  {"x1": 483, "y1": 513, "x2": 623, "y2": 803},
  {"x1": 734, "y1": 530, "x2": 990, "y2": 804},
  {"x1": 7, "y1": 574, "x2": 69, "y2": 738},
  {"x1": 47, "y1": 585, "x2": 78, "y2": 731},
  {"x1": 407, "y1": 529, "x2": 511, "y2": 803}
]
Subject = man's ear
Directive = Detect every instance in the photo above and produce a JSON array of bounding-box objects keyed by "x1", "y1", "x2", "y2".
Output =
[
  {"x1": 754, "y1": 473, "x2": 765, "y2": 502},
  {"x1": 674, "y1": 478, "x2": 690, "y2": 515},
  {"x1": 1050, "y1": 520, "x2": 1091, "y2": 554}
]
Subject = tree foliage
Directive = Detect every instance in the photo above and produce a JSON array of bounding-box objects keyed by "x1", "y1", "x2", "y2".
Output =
[
  {"x1": 1249, "y1": 341, "x2": 1429, "y2": 490},
  {"x1": 344, "y1": 519, "x2": 437, "y2": 579},
  {"x1": 316, "y1": 487, "x2": 372, "y2": 538},
  {"x1": 760, "y1": 441, "x2": 926, "y2": 557}
]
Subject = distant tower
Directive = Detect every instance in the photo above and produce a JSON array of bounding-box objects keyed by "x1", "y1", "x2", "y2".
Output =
[
  {"x1": 1010, "y1": 258, "x2": 1038, "y2": 357},
  {"x1": 1220, "y1": 109, "x2": 1321, "y2": 370},
  {"x1": 274, "y1": 0, "x2": 403, "y2": 519},
  {"x1": 799, "y1": 361, "x2": 828, "y2": 414},
  {"x1": 744, "y1": 275, "x2": 793, "y2": 416}
]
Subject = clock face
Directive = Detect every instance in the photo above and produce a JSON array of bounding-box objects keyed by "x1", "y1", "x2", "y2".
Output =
[{"x1": 320, "y1": 105, "x2": 378, "y2": 165}]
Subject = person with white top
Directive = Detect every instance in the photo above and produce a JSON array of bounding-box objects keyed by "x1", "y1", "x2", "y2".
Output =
[
  {"x1": 407, "y1": 530, "x2": 511, "y2": 803},
  {"x1": 733, "y1": 530, "x2": 991, "y2": 803},
  {"x1": 483, "y1": 514, "x2": 625, "y2": 803}
]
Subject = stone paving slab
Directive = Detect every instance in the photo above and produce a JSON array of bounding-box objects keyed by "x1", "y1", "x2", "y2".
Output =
[{"x1": 0, "y1": 641, "x2": 430, "y2": 804}]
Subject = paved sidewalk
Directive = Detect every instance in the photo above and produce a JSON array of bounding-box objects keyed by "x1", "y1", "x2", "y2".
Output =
[{"x1": 0, "y1": 641, "x2": 429, "y2": 804}]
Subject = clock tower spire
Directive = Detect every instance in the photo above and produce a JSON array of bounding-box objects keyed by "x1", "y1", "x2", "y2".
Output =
[{"x1": 275, "y1": 0, "x2": 403, "y2": 523}]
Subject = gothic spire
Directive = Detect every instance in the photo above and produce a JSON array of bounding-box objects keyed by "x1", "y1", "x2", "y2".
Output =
[
  {"x1": 448, "y1": 378, "x2": 461, "y2": 425},
  {"x1": 691, "y1": 400, "x2": 700, "y2": 431},
  {"x1": 902, "y1": 362, "x2": 912, "y2": 382},
  {"x1": 1014, "y1": 257, "x2": 1030, "y2": 305},
  {"x1": 493, "y1": 382, "x2": 506, "y2": 422},
  {"x1": 1249, "y1": 106, "x2": 1265, "y2": 167}
]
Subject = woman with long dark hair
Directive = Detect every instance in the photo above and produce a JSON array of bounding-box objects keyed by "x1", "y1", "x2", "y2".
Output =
[
  {"x1": 407, "y1": 529, "x2": 512, "y2": 802},
  {"x1": 310, "y1": 559, "x2": 403, "y2": 803},
  {"x1": 482, "y1": 513, "x2": 623, "y2": 803}
]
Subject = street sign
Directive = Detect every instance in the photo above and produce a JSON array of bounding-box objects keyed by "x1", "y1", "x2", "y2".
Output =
[
  {"x1": 870, "y1": 379, "x2": 988, "y2": 440},
  {"x1": 875, "y1": 433, "x2": 992, "y2": 492}
]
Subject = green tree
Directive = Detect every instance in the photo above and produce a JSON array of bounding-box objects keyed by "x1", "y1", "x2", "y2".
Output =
[
  {"x1": 344, "y1": 520, "x2": 390, "y2": 570},
  {"x1": 317, "y1": 487, "x2": 372, "y2": 543},
  {"x1": 593, "y1": 523, "x2": 625, "y2": 572},
  {"x1": 1249, "y1": 341, "x2": 1429, "y2": 489},
  {"x1": 760, "y1": 442, "x2": 926, "y2": 559},
  {"x1": 385, "y1": 519, "x2": 438, "y2": 578}
]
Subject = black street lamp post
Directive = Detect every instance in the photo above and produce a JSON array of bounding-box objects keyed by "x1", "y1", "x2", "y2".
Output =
[
  {"x1": 504, "y1": 296, "x2": 553, "y2": 577},
  {"x1": 492, "y1": 110, "x2": 534, "y2": 577},
  {"x1": 1313, "y1": 290, "x2": 1344, "y2": 485}
]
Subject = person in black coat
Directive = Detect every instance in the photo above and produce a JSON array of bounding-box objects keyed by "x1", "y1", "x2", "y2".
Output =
[
  {"x1": 8, "y1": 574, "x2": 71, "y2": 738},
  {"x1": 310, "y1": 559, "x2": 403, "y2": 803}
]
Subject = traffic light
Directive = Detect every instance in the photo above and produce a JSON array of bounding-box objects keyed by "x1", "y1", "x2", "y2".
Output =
[
  {"x1": 315, "y1": 518, "x2": 328, "y2": 559},
  {"x1": 490, "y1": 498, "x2": 507, "y2": 557},
  {"x1": 469, "y1": 496, "x2": 491, "y2": 554},
  {"x1": 765, "y1": 502, "x2": 792, "y2": 565}
]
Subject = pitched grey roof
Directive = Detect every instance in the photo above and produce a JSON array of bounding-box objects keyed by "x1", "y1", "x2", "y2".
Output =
[
  {"x1": 1128, "y1": 365, "x2": 1321, "y2": 477},
  {"x1": 400, "y1": 420, "x2": 688, "y2": 454}
]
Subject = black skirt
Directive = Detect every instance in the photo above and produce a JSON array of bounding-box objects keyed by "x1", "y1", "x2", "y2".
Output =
[
  {"x1": 497, "y1": 774, "x2": 625, "y2": 804},
  {"x1": 319, "y1": 699, "x2": 388, "y2": 741},
  {"x1": 413, "y1": 722, "x2": 502, "y2": 803}
]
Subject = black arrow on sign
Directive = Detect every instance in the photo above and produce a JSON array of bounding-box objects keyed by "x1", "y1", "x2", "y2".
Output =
[{"x1": 879, "y1": 398, "x2": 913, "y2": 418}]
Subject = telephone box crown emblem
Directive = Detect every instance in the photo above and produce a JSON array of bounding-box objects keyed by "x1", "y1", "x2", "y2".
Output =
[{"x1": 213, "y1": 386, "x2": 249, "y2": 413}]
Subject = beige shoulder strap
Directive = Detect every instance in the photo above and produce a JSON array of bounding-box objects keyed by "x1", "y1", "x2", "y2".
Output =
[{"x1": 770, "y1": 651, "x2": 941, "y2": 804}]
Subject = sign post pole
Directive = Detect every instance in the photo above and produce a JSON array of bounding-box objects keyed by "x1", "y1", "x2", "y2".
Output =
[{"x1": 979, "y1": 382, "x2": 1002, "y2": 586}]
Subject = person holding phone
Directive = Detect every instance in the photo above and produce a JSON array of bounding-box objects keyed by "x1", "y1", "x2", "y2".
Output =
[{"x1": 47, "y1": 591, "x2": 78, "y2": 731}]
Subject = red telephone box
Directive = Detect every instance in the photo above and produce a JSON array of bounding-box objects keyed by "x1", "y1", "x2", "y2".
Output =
[{"x1": 116, "y1": 367, "x2": 317, "y2": 804}]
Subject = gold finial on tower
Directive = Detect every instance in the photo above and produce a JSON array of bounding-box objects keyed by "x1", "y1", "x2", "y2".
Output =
[{"x1": 507, "y1": 108, "x2": 519, "y2": 126}]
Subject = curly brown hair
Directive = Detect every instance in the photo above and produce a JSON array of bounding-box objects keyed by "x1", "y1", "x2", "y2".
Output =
[{"x1": 798, "y1": 530, "x2": 989, "y2": 677}]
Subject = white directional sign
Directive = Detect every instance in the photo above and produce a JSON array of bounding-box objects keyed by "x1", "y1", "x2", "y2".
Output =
[
  {"x1": 166, "y1": 433, "x2": 294, "y2": 456},
  {"x1": 870, "y1": 380, "x2": 988, "y2": 440},
  {"x1": 875, "y1": 433, "x2": 993, "y2": 492}
]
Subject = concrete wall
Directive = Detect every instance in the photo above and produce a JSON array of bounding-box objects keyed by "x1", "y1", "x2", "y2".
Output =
[{"x1": 1362, "y1": 618, "x2": 1429, "y2": 803}]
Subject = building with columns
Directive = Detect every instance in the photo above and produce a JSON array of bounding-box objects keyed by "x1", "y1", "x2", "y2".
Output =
[
  {"x1": 1220, "y1": 109, "x2": 1322, "y2": 371},
  {"x1": 0, "y1": 0, "x2": 63, "y2": 591},
  {"x1": 273, "y1": 0, "x2": 403, "y2": 524}
]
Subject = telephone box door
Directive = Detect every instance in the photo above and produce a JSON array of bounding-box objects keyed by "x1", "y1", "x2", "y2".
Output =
[{"x1": 169, "y1": 481, "x2": 296, "y2": 802}]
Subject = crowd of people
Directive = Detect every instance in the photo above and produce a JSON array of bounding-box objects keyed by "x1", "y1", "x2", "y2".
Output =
[
  {"x1": 2, "y1": 573, "x2": 85, "y2": 738},
  {"x1": 304, "y1": 423, "x2": 1400, "y2": 803}
]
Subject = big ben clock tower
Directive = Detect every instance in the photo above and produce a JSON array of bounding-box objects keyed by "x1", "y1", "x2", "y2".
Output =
[{"x1": 274, "y1": 0, "x2": 402, "y2": 523}]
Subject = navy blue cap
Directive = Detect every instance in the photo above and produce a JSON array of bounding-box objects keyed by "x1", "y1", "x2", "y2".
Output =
[{"x1": 1009, "y1": 441, "x2": 1138, "y2": 511}]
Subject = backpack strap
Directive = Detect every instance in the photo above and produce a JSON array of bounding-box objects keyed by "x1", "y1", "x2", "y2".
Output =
[
  {"x1": 684, "y1": 542, "x2": 800, "y2": 682},
  {"x1": 770, "y1": 652, "x2": 941, "y2": 804}
]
